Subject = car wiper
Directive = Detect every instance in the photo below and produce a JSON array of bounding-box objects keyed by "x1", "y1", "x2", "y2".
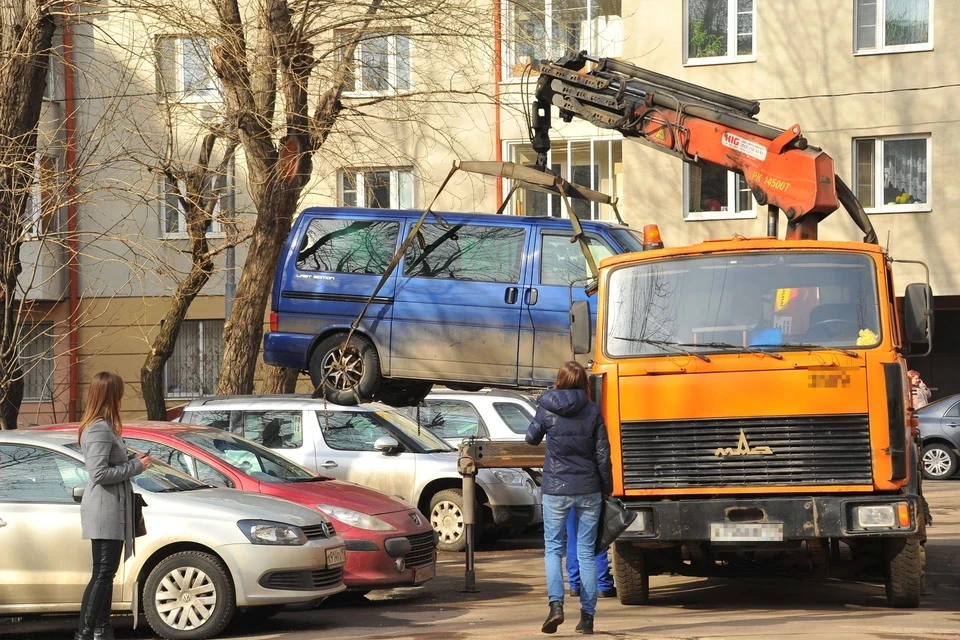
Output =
[
  {"x1": 677, "y1": 341, "x2": 784, "y2": 361},
  {"x1": 288, "y1": 476, "x2": 331, "y2": 482},
  {"x1": 614, "y1": 337, "x2": 711, "y2": 363},
  {"x1": 752, "y1": 342, "x2": 859, "y2": 358}
]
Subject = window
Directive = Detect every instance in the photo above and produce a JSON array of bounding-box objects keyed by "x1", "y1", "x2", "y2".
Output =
[
  {"x1": 340, "y1": 31, "x2": 411, "y2": 94},
  {"x1": 296, "y1": 218, "x2": 400, "y2": 274},
  {"x1": 195, "y1": 461, "x2": 234, "y2": 488},
  {"x1": 540, "y1": 233, "x2": 614, "y2": 286},
  {"x1": 684, "y1": 164, "x2": 755, "y2": 221},
  {"x1": 505, "y1": 139, "x2": 622, "y2": 219},
  {"x1": 413, "y1": 401, "x2": 485, "y2": 441},
  {"x1": 506, "y1": 0, "x2": 622, "y2": 77},
  {"x1": 125, "y1": 438, "x2": 193, "y2": 474},
  {"x1": 165, "y1": 320, "x2": 224, "y2": 398},
  {"x1": 853, "y1": 135, "x2": 931, "y2": 212},
  {"x1": 318, "y1": 411, "x2": 395, "y2": 451},
  {"x1": 160, "y1": 167, "x2": 231, "y2": 238},
  {"x1": 24, "y1": 154, "x2": 58, "y2": 238},
  {"x1": 946, "y1": 402, "x2": 960, "y2": 418},
  {"x1": 493, "y1": 402, "x2": 535, "y2": 434},
  {"x1": 403, "y1": 223, "x2": 526, "y2": 283},
  {"x1": 684, "y1": 0, "x2": 755, "y2": 64},
  {"x1": 21, "y1": 322, "x2": 54, "y2": 402},
  {"x1": 155, "y1": 36, "x2": 218, "y2": 101},
  {"x1": 855, "y1": 0, "x2": 932, "y2": 53},
  {"x1": 339, "y1": 169, "x2": 413, "y2": 209},
  {"x1": 241, "y1": 411, "x2": 303, "y2": 449},
  {"x1": 180, "y1": 409, "x2": 232, "y2": 431},
  {"x1": 0, "y1": 445, "x2": 79, "y2": 503}
]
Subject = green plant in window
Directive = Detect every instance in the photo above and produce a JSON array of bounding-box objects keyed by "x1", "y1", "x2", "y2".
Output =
[{"x1": 690, "y1": 20, "x2": 726, "y2": 58}]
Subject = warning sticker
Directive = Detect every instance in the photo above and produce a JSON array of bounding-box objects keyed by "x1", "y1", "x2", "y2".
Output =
[{"x1": 721, "y1": 132, "x2": 768, "y2": 161}]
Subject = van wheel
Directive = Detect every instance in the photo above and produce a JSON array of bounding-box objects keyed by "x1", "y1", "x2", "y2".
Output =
[
  {"x1": 377, "y1": 380, "x2": 433, "y2": 407},
  {"x1": 445, "y1": 383, "x2": 484, "y2": 392},
  {"x1": 143, "y1": 551, "x2": 235, "y2": 640},
  {"x1": 310, "y1": 334, "x2": 382, "y2": 405}
]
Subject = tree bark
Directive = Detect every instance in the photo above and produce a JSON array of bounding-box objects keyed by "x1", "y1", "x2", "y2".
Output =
[{"x1": 259, "y1": 364, "x2": 299, "y2": 394}]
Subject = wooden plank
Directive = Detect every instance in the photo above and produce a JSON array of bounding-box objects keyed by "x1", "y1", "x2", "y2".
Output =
[{"x1": 459, "y1": 440, "x2": 545, "y2": 469}]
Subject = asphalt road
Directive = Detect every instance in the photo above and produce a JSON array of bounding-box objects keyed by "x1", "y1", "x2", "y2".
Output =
[{"x1": 6, "y1": 481, "x2": 960, "y2": 640}]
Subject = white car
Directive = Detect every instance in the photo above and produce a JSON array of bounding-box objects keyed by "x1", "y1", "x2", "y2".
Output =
[{"x1": 400, "y1": 389, "x2": 538, "y2": 445}]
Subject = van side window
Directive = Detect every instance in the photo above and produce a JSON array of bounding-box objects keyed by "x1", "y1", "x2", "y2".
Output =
[
  {"x1": 296, "y1": 218, "x2": 400, "y2": 274},
  {"x1": 403, "y1": 223, "x2": 525, "y2": 283},
  {"x1": 540, "y1": 233, "x2": 614, "y2": 286}
]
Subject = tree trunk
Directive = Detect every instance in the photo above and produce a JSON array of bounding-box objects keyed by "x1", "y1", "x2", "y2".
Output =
[
  {"x1": 0, "y1": 374, "x2": 24, "y2": 430},
  {"x1": 259, "y1": 364, "x2": 299, "y2": 394}
]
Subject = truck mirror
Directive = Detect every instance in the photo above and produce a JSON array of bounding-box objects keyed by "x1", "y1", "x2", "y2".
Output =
[
  {"x1": 570, "y1": 300, "x2": 591, "y2": 355},
  {"x1": 904, "y1": 283, "x2": 933, "y2": 347}
]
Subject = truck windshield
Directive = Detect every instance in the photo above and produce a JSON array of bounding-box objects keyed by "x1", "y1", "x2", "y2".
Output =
[{"x1": 605, "y1": 251, "x2": 882, "y2": 357}]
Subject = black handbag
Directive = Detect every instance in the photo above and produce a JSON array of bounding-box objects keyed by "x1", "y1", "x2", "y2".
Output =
[
  {"x1": 595, "y1": 496, "x2": 637, "y2": 554},
  {"x1": 134, "y1": 493, "x2": 148, "y2": 538}
]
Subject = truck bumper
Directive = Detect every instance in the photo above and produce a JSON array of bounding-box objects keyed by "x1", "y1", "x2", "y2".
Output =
[{"x1": 619, "y1": 494, "x2": 922, "y2": 542}]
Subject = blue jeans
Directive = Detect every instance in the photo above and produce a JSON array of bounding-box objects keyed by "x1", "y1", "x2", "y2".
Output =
[
  {"x1": 566, "y1": 511, "x2": 615, "y2": 591},
  {"x1": 542, "y1": 492, "x2": 603, "y2": 615}
]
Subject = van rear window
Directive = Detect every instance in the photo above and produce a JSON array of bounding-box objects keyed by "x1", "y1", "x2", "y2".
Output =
[
  {"x1": 297, "y1": 218, "x2": 400, "y2": 274},
  {"x1": 403, "y1": 223, "x2": 525, "y2": 283}
]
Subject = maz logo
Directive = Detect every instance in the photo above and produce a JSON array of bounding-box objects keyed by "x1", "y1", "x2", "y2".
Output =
[{"x1": 714, "y1": 429, "x2": 774, "y2": 457}]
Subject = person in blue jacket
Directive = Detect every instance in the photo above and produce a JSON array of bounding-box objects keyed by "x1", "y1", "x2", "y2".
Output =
[
  {"x1": 526, "y1": 361, "x2": 613, "y2": 636},
  {"x1": 566, "y1": 511, "x2": 616, "y2": 598}
]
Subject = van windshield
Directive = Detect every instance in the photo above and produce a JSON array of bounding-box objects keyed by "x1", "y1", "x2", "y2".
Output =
[{"x1": 610, "y1": 228, "x2": 644, "y2": 253}]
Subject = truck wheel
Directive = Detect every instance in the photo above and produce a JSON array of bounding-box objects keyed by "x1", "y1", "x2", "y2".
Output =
[
  {"x1": 884, "y1": 537, "x2": 922, "y2": 608},
  {"x1": 429, "y1": 489, "x2": 479, "y2": 552},
  {"x1": 143, "y1": 551, "x2": 235, "y2": 640},
  {"x1": 921, "y1": 443, "x2": 958, "y2": 480},
  {"x1": 613, "y1": 542, "x2": 649, "y2": 605},
  {"x1": 376, "y1": 380, "x2": 433, "y2": 407},
  {"x1": 310, "y1": 334, "x2": 382, "y2": 405}
]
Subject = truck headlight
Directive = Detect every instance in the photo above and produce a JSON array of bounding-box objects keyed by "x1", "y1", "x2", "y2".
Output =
[
  {"x1": 237, "y1": 520, "x2": 307, "y2": 545},
  {"x1": 493, "y1": 470, "x2": 525, "y2": 486},
  {"x1": 317, "y1": 504, "x2": 396, "y2": 531},
  {"x1": 855, "y1": 505, "x2": 896, "y2": 528}
]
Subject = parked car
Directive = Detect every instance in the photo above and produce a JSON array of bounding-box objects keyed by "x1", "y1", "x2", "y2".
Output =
[
  {"x1": 0, "y1": 430, "x2": 346, "y2": 640},
  {"x1": 176, "y1": 395, "x2": 541, "y2": 551},
  {"x1": 39, "y1": 422, "x2": 437, "y2": 593},
  {"x1": 263, "y1": 207, "x2": 644, "y2": 405},
  {"x1": 399, "y1": 389, "x2": 537, "y2": 445},
  {"x1": 917, "y1": 394, "x2": 960, "y2": 480}
]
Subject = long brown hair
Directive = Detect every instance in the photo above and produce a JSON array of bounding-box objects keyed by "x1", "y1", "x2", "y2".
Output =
[
  {"x1": 78, "y1": 372, "x2": 124, "y2": 442},
  {"x1": 555, "y1": 361, "x2": 590, "y2": 401}
]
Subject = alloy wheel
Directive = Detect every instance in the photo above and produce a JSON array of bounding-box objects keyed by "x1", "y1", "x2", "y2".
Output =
[
  {"x1": 431, "y1": 500, "x2": 464, "y2": 545},
  {"x1": 922, "y1": 448, "x2": 953, "y2": 478},
  {"x1": 154, "y1": 566, "x2": 217, "y2": 631},
  {"x1": 321, "y1": 346, "x2": 363, "y2": 390}
]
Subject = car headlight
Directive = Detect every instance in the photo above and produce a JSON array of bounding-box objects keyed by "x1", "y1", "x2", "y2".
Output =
[
  {"x1": 493, "y1": 470, "x2": 525, "y2": 486},
  {"x1": 237, "y1": 520, "x2": 307, "y2": 545},
  {"x1": 317, "y1": 504, "x2": 397, "y2": 531}
]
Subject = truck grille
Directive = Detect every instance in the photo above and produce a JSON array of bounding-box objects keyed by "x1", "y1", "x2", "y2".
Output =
[
  {"x1": 404, "y1": 531, "x2": 436, "y2": 568},
  {"x1": 621, "y1": 414, "x2": 872, "y2": 489}
]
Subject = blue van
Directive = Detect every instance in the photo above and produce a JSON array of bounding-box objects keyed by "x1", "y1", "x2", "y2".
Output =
[{"x1": 264, "y1": 207, "x2": 643, "y2": 405}]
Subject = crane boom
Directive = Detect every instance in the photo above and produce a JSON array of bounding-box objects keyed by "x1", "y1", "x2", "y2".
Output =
[{"x1": 531, "y1": 52, "x2": 877, "y2": 244}]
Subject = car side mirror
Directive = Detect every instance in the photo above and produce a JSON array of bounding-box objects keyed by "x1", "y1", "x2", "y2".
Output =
[
  {"x1": 72, "y1": 486, "x2": 84, "y2": 503},
  {"x1": 904, "y1": 283, "x2": 933, "y2": 352},
  {"x1": 374, "y1": 436, "x2": 401, "y2": 454},
  {"x1": 570, "y1": 300, "x2": 591, "y2": 355}
]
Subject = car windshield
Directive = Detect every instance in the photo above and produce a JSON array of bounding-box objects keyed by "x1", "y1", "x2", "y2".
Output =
[
  {"x1": 375, "y1": 409, "x2": 455, "y2": 452},
  {"x1": 65, "y1": 443, "x2": 208, "y2": 493},
  {"x1": 610, "y1": 228, "x2": 644, "y2": 253},
  {"x1": 176, "y1": 430, "x2": 319, "y2": 483},
  {"x1": 605, "y1": 251, "x2": 882, "y2": 357}
]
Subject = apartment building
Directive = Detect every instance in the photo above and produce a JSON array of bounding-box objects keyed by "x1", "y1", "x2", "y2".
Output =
[{"x1": 15, "y1": 0, "x2": 957, "y2": 424}]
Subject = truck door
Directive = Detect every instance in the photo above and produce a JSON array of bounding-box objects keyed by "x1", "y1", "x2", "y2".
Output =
[
  {"x1": 520, "y1": 231, "x2": 614, "y2": 386},
  {"x1": 391, "y1": 220, "x2": 529, "y2": 386}
]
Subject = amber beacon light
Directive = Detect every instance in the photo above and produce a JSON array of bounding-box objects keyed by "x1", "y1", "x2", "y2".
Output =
[{"x1": 642, "y1": 224, "x2": 664, "y2": 250}]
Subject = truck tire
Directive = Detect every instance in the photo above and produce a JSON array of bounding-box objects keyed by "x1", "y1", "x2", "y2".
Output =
[
  {"x1": 309, "y1": 334, "x2": 382, "y2": 405},
  {"x1": 921, "y1": 443, "x2": 958, "y2": 480},
  {"x1": 429, "y1": 489, "x2": 480, "y2": 552},
  {"x1": 613, "y1": 542, "x2": 649, "y2": 605},
  {"x1": 143, "y1": 550, "x2": 235, "y2": 640},
  {"x1": 884, "y1": 537, "x2": 922, "y2": 608},
  {"x1": 377, "y1": 380, "x2": 433, "y2": 407}
]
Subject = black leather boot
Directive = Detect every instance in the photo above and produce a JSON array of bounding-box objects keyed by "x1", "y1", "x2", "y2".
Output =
[
  {"x1": 74, "y1": 631, "x2": 93, "y2": 640},
  {"x1": 541, "y1": 601, "x2": 564, "y2": 634},
  {"x1": 576, "y1": 611, "x2": 594, "y2": 634},
  {"x1": 93, "y1": 625, "x2": 115, "y2": 640}
]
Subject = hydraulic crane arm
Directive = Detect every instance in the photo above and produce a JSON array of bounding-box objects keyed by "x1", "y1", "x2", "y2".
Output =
[{"x1": 531, "y1": 52, "x2": 877, "y2": 244}]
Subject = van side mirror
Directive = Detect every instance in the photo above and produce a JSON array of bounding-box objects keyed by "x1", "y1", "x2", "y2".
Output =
[
  {"x1": 72, "y1": 486, "x2": 84, "y2": 503},
  {"x1": 904, "y1": 283, "x2": 933, "y2": 350},
  {"x1": 570, "y1": 300, "x2": 591, "y2": 355},
  {"x1": 374, "y1": 436, "x2": 401, "y2": 454}
]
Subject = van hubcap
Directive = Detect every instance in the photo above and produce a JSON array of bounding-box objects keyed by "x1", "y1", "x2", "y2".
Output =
[
  {"x1": 321, "y1": 346, "x2": 363, "y2": 390},
  {"x1": 431, "y1": 500, "x2": 464, "y2": 544},
  {"x1": 155, "y1": 567, "x2": 217, "y2": 630},
  {"x1": 923, "y1": 448, "x2": 952, "y2": 477}
]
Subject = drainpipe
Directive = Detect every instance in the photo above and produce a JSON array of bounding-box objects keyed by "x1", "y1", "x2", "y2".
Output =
[
  {"x1": 62, "y1": 7, "x2": 79, "y2": 420},
  {"x1": 493, "y1": 0, "x2": 503, "y2": 206}
]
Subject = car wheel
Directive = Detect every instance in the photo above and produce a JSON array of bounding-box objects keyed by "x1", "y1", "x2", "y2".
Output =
[
  {"x1": 310, "y1": 334, "x2": 382, "y2": 405},
  {"x1": 921, "y1": 443, "x2": 958, "y2": 480},
  {"x1": 143, "y1": 551, "x2": 235, "y2": 640},
  {"x1": 430, "y1": 489, "x2": 477, "y2": 552}
]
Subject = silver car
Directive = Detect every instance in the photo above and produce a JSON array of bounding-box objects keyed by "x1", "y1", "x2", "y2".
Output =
[
  {"x1": 176, "y1": 396, "x2": 541, "y2": 551},
  {"x1": 0, "y1": 431, "x2": 346, "y2": 640}
]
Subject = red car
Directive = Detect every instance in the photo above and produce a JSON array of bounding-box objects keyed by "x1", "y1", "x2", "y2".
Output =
[{"x1": 39, "y1": 422, "x2": 437, "y2": 593}]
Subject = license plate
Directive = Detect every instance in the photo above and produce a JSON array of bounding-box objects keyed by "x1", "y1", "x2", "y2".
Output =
[
  {"x1": 326, "y1": 546, "x2": 346, "y2": 568},
  {"x1": 414, "y1": 563, "x2": 436, "y2": 583},
  {"x1": 709, "y1": 523, "x2": 783, "y2": 542}
]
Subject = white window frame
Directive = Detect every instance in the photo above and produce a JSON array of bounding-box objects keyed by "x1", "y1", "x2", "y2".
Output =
[
  {"x1": 20, "y1": 322, "x2": 54, "y2": 403},
  {"x1": 156, "y1": 36, "x2": 219, "y2": 103},
  {"x1": 683, "y1": 0, "x2": 756, "y2": 66},
  {"x1": 338, "y1": 168, "x2": 414, "y2": 209},
  {"x1": 159, "y1": 170, "x2": 230, "y2": 239},
  {"x1": 683, "y1": 164, "x2": 756, "y2": 221},
  {"x1": 342, "y1": 32, "x2": 413, "y2": 97},
  {"x1": 502, "y1": 136, "x2": 622, "y2": 220},
  {"x1": 852, "y1": 134, "x2": 932, "y2": 214},
  {"x1": 854, "y1": 0, "x2": 934, "y2": 55},
  {"x1": 25, "y1": 154, "x2": 58, "y2": 239},
  {"x1": 502, "y1": 0, "x2": 623, "y2": 80}
]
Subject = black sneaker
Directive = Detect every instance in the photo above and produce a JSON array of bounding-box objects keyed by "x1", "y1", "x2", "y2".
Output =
[
  {"x1": 541, "y1": 601, "x2": 564, "y2": 634},
  {"x1": 576, "y1": 611, "x2": 594, "y2": 635}
]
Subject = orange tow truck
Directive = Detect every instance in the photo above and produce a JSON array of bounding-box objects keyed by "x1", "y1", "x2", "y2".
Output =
[{"x1": 533, "y1": 52, "x2": 934, "y2": 607}]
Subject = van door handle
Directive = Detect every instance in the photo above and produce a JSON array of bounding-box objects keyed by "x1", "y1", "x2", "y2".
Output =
[
  {"x1": 319, "y1": 461, "x2": 339, "y2": 469},
  {"x1": 504, "y1": 287, "x2": 519, "y2": 304},
  {"x1": 525, "y1": 288, "x2": 539, "y2": 305}
]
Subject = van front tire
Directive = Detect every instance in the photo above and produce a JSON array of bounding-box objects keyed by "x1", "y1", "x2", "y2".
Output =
[{"x1": 310, "y1": 334, "x2": 382, "y2": 405}]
